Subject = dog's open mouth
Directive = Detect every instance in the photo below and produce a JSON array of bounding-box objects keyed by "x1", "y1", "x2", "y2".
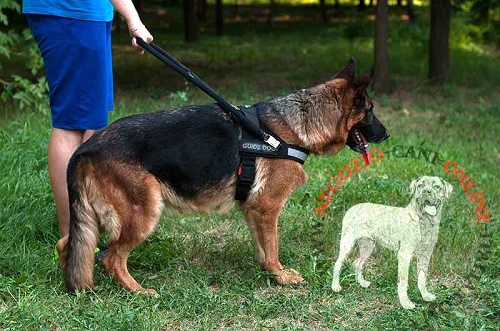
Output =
[
  {"x1": 352, "y1": 128, "x2": 370, "y2": 165},
  {"x1": 346, "y1": 127, "x2": 371, "y2": 165},
  {"x1": 423, "y1": 200, "x2": 439, "y2": 216},
  {"x1": 346, "y1": 113, "x2": 389, "y2": 165}
]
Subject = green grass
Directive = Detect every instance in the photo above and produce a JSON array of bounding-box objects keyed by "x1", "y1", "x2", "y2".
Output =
[{"x1": 1, "y1": 6, "x2": 499, "y2": 331}]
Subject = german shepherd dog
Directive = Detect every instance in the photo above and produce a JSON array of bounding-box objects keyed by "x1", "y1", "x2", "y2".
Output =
[{"x1": 56, "y1": 59, "x2": 389, "y2": 294}]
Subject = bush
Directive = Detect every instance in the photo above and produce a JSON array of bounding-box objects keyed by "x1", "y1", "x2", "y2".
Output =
[{"x1": 0, "y1": 0, "x2": 48, "y2": 114}]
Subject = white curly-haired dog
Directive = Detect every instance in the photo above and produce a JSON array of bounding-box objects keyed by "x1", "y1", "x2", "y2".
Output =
[{"x1": 331, "y1": 176, "x2": 453, "y2": 309}]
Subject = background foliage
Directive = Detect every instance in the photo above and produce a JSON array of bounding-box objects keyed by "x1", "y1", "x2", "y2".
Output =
[
  {"x1": 0, "y1": 1, "x2": 499, "y2": 330},
  {"x1": 0, "y1": 0, "x2": 48, "y2": 114}
]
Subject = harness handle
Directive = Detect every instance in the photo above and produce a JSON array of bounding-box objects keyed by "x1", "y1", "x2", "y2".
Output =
[{"x1": 136, "y1": 38, "x2": 281, "y2": 149}]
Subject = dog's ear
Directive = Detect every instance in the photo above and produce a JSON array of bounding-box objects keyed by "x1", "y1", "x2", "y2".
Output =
[
  {"x1": 441, "y1": 179, "x2": 453, "y2": 198},
  {"x1": 350, "y1": 67, "x2": 374, "y2": 91},
  {"x1": 410, "y1": 176, "x2": 424, "y2": 195},
  {"x1": 410, "y1": 179, "x2": 418, "y2": 196},
  {"x1": 333, "y1": 58, "x2": 356, "y2": 81}
]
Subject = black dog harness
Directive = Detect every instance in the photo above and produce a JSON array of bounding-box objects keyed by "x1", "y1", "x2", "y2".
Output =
[
  {"x1": 235, "y1": 106, "x2": 309, "y2": 200},
  {"x1": 136, "y1": 38, "x2": 309, "y2": 201}
]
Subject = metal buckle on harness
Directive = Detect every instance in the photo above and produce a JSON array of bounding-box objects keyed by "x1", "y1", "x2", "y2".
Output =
[{"x1": 261, "y1": 131, "x2": 281, "y2": 149}]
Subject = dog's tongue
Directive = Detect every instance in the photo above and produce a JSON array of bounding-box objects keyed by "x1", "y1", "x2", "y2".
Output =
[
  {"x1": 424, "y1": 205, "x2": 437, "y2": 216},
  {"x1": 362, "y1": 148, "x2": 370, "y2": 165},
  {"x1": 359, "y1": 130, "x2": 370, "y2": 165}
]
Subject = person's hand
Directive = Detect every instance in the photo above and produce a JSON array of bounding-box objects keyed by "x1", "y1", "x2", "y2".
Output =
[{"x1": 129, "y1": 23, "x2": 153, "y2": 55}]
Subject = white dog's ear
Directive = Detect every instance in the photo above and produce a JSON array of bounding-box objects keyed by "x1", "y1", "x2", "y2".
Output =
[
  {"x1": 441, "y1": 179, "x2": 453, "y2": 198},
  {"x1": 410, "y1": 179, "x2": 418, "y2": 195}
]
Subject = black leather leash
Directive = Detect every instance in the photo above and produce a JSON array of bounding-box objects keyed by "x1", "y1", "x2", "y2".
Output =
[
  {"x1": 136, "y1": 38, "x2": 309, "y2": 201},
  {"x1": 135, "y1": 37, "x2": 281, "y2": 150}
]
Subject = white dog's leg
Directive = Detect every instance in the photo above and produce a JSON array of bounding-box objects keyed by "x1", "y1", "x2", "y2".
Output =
[
  {"x1": 417, "y1": 254, "x2": 436, "y2": 302},
  {"x1": 397, "y1": 249, "x2": 415, "y2": 309},
  {"x1": 331, "y1": 236, "x2": 355, "y2": 292},
  {"x1": 354, "y1": 238, "x2": 375, "y2": 288}
]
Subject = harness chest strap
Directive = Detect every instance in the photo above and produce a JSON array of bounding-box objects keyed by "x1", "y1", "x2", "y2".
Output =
[{"x1": 235, "y1": 129, "x2": 309, "y2": 201}]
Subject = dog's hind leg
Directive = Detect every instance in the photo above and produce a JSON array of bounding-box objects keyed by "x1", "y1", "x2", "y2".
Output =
[
  {"x1": 63, "y1": 170, "x2": 101, "y2": 292},
  {"x1": 354, "y1": 238, "x2": 375, "y2": 288},
  {"x1": 331, "y1": 236, "x2": 356, "y2": 292},
  {"x1": 102, "y1": 235, "x2": 157, "y2": 294},
  {"x1": 101, "y1": 173, "x2": 163, "y2": 295}
]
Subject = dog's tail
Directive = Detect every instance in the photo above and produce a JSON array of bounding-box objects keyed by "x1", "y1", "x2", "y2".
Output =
[{"x1": 58, "y1": 156, "x2": 100, "y2": 292}]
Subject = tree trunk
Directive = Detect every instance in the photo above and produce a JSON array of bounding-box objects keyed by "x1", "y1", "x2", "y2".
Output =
[
  {"x1": 358, "y1": 0, "x2": 366, "y2": 11},
  {"x1": 184, "y1": 0, "x2": 199, "y2": 42},
  {"x1": 216, "y1": 0, "x2": 224, "y2": 36},
  {"x1": 233, "y1": 0, "x2": 240, "y2": 19},
  {"x1": 334, "y1": 0, "x2": 340, "y2": 16},
  {"x1": 267, "y1": 0, "x2": 277, "y2": 26},
  {"x1": 429, "y1": 0, "x2": 451, "y2": 83},
  {"x1": 407, "y1": 0, "x2": 416, "y2": 21},
  {"x1": 320, "y1": 0, "x2": 328, "y2": 23},
  {"x1": 197, "y1": 0, "x2": 207, "y2": 21},
  {"x1": 374, "y1": 0, "x2": 390, "y2": 94}
]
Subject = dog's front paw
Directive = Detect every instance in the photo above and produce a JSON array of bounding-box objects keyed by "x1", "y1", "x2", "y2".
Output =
[
  {"x1": 422, "y1": 292, "x2": 436, "y2": 302},
  {"x1": 359, "y1": 279, "x2": 371, "y2": 288},
  {"x1": 274, "y1": 269, "x2": 304, "y2": 285},
  {"x1": 400, "y1": 299, "x2": 416, "y2": 310},
  {"x1": 331, "y1": 282, "x2": 342, "y2": 292},
  {"x1": 139, "y1": 287, "x2": 159, "y2": 297}
]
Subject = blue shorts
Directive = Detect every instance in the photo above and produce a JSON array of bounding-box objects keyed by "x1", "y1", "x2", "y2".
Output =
[{"x1": 26, "y1": 15, "x2": 114, "y2": 130}]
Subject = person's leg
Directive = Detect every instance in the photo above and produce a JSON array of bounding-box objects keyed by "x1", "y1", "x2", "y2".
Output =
[
  {"x1": 27, "y1": 15, "x2": 109, "y2": 237},
  {"x1": 48, "y1": 128, "x2": 94, "y2": 237},
  {"x1": 83, "y1": 130, "x2": 95, "y2": 142}
]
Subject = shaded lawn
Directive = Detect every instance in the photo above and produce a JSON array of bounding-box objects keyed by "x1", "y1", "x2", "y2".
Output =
[{"x1": 1, "y1": 7, "x2": 499, "y2": 331}]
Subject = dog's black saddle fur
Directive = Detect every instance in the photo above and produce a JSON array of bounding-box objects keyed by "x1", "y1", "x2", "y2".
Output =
[{"x1": 72, "y1": 103, "x2": 308, "y2": 202}]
